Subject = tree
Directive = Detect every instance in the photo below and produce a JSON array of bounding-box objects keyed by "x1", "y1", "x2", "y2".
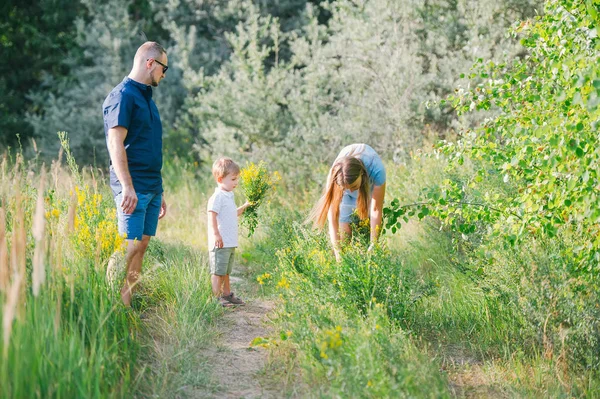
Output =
[
  {"x1": 177, "y1": 0, "x2": 540, "y2": 182},
  {"x1": 0, "y1": 0, "x2": 83, "y2": 151},
  {"x1": 150, "y1": 0, "x2": 331, "y2": 161},
  {"x1": 385, "y1": 0, "x2": 600, "y2": 368},
  {"x1": 27, "y1": 0, "x2": 158, "y2": 164}
]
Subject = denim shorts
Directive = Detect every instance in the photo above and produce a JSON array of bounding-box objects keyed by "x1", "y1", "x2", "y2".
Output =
[
  {"x1": 210, "y1": 247, "x2": 236, "y2": 276},
  {"x1": 115, "y1": 192, "x2": 162, "y2": 241},
  {"x1": 339, "y1": 189, "x2": 358, "y2": 223}
]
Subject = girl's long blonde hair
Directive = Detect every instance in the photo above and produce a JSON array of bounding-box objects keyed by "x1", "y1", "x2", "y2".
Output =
[{"x1": 310, "y1": 156, "x2": 370, "y2": 228}]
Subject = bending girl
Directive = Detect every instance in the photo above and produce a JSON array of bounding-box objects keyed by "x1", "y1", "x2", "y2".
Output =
[{"x1": 310, "y1": 143, "x2": 386, "y2": 260}]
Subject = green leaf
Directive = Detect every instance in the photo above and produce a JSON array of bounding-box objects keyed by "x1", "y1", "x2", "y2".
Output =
[
  {"x1": 250, "y1": 337, "x2": 270, "y2": 347},
  {"x1": 586, "y1": 0, "x2": 599, "y2": 25},
  {"x1": 568, "y1": 139, "x2": 578, "y2": 150}
]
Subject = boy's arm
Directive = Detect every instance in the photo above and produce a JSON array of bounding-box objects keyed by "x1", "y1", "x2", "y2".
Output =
[
  {"x1": 237, "y1": 201, "x2": 251, "y2": 217},
  {"x1": 209, "y1": 211, "x2": 223, "y2": 248}
]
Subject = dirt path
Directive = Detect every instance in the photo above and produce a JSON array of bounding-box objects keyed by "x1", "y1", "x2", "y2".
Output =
[{"x1": 190, "y1": 275, "x2": 280, "y2": 399}]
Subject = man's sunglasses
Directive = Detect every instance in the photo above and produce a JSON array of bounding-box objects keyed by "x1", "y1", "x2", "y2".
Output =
[{"x1": 148, "y1": 58, "x2": 168, "y2": 74}]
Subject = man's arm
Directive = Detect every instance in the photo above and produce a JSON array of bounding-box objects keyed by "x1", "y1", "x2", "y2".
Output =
[
  {"x1": 369, "y1": 183, "x2": 386, "y2": 244},
  {"x1": 107, "y1": 126, "x2": 137, "y2": 214},
  {"x1": 159, "y1": 195, "x2": 167, "y2": 219}
]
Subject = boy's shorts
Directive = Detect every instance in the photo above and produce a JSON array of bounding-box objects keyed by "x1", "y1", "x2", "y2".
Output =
[
  {"x1": 339, "y1": 189, "x2": 358, "y2": 223},
  {"x1": 210, "y1": 247, "x2": 236, "y2": 276},
  {"x1": 115, "y1": 192, "x2": 162, "y2": 241}
]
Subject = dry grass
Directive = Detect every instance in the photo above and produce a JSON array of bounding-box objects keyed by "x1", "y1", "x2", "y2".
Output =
[
  {"x1": 32, "y1": 169, "x2": 46, "y2": 296},
  {"x1": 0, "y1": 208, "x2": 8, "y2": 293}
]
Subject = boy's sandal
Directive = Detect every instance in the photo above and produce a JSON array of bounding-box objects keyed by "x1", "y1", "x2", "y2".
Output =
[
  {"x1": 218, "y1": 297, "x2": 234, "y2": 308},
  {"x1": 222, "y1": 292, "x2": 245, "y2": 305}
]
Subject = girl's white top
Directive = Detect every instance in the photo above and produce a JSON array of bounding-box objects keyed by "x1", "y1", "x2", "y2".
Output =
[{"x1": 207, "y1": 187, "x2": 238, "y2": 249}]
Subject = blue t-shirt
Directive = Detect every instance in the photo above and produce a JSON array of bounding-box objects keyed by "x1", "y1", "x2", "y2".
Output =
[
  {"x1": 102, "y1": 77, "x2": 163, "y2": 196},
  {"x1": 336, "y1": 143, "x2": 386, "y2": 187}
]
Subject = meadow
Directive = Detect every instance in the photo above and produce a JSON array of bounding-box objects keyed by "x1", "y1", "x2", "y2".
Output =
[
  {"x1": 2, "y1": 0, "x2": 599, "y2": 397},
  {"x1": 1, "y1": 138, "x2": 598, "y2": 397},
  {"x1": 0, "y1": 141, "x2": 222, "y2": 397},
  {"x1": 242, "y1": 156, "x2": 600, "y2": 398}
]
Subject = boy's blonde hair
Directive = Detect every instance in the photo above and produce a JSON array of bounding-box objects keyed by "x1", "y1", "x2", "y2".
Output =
[{"x1": 212, "y1": 157, "x2": 240, "y2": 180}]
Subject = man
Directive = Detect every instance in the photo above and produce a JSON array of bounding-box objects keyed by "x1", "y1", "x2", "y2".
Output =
[{"x1": 102, "y1": 42, "x2": 168, "y2": 306}]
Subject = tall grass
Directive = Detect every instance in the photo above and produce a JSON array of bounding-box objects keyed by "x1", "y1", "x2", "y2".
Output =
[
  {"x1": 0, "y1": 153, "x2": 139, "y2": 397},
  {"x1": 242, "y1": 154, "x2": 599, "y2": 397},
  {"x1": 132, "y1": 158, "x2": 229, "y2": 396},
  {"x1": 2, "y1": 141, "x2": 597, "y2": 397},
  {"x1": 0, "y1": 149, "x2": 223, "y2": 397},
  {"x1": 133, "y1": 241, "x2": 222, "y2": 397},
  {"x1": 248, "y1": 217, "x2": 449, "y2": 397}
]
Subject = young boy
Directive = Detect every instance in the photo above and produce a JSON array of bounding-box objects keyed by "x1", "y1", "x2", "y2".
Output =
[{"x1": 207, "y1": 157, "x2": 250, "y2": 307}]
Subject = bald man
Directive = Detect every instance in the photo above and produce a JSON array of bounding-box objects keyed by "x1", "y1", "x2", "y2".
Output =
[{"x1": 102, "y1": 42, "x2": 169, "y2": 307}]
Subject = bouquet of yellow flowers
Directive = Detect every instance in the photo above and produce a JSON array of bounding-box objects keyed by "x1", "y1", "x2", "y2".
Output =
[{"x1": 239, "y1": 161, "x2": 279, "y2": 236}]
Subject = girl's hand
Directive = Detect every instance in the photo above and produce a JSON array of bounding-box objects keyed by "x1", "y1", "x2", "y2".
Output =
[{"x1": 334, "y1": 249, "x2": 342, "y2": 262}]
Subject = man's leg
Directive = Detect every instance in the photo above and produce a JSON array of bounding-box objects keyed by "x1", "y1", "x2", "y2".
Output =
[
  {"x1": 120, "y1": 192, "x2": 161, "y2": 306},
  {"x1": 115, "y1": 192, "x2": 152, "y2": 306},
  {"x1": 210, "y1": 247, "x2": 233, "y2": 297},
  {"x1": 222, "y1": 248, "x2": 234, "y2": 296},
  {"x1": 121, "y1": 235, "x2": 151, "y2": 306}
]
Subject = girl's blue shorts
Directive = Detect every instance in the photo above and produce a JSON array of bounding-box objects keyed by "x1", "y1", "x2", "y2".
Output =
[{"x1": 339, "y1": 189, "x2": 358, "y2": 224}]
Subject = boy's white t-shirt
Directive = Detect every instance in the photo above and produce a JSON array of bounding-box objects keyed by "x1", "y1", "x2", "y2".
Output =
[{"x1": 207, "y1": 187, "x2": 238, "y2": 249}]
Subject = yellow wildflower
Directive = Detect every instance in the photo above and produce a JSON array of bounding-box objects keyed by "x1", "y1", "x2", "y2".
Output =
[
  {"x1": 277, "y1": 277, "x2": 290, "y2": 290},
  {"x1": 256, "y1": 272, "x2": 272, "y2": 285},
  {"x1": 239, "y1": 161, "x2": 275, "y2": 237}
]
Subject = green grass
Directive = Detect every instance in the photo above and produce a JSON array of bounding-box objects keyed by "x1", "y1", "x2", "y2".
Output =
[
  {"x1": 1, "y1": 154, "x2": 598, "y2": 398},
  {"x1": 0, "y1": 158, "x2": 221, "y2": 398},
  {"x1": 0, "y1": 264, "x2": 138, "y2": 398},
  {"x1": 133, "y1": 241, "x2": 222, "y2": 397},
  {"x1": 245, "y1": 218, "x2": 450, "y2": 397},
  {"x1": 238, "y1": 155, "x2": 599, "y2": 397}
]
